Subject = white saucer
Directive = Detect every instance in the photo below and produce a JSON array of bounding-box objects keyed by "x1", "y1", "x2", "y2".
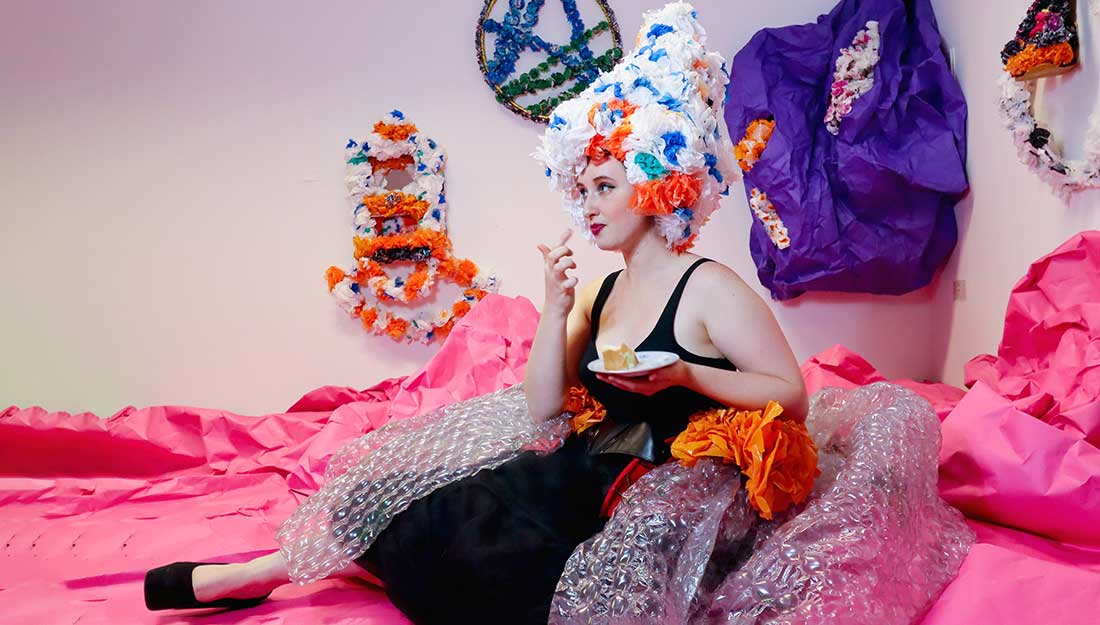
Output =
[{"x1": 587, "y1": 351, "x2": 680, "y2": 377}]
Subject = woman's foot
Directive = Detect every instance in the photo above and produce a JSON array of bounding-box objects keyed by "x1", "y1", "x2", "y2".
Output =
[
  {"x1": 191, "y1": 561, "x2": 282, "y2": 602},
  {"x1": 144, "y1": 553, "x2": 288, "y2": 611}
]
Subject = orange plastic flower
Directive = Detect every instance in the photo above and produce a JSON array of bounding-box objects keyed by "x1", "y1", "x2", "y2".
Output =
[
  {"x1": 585, "y1": 120, "x2": 634, "y2": 164},
  {"x1": 385, "y1": 317, "x2": 408, "y2": 340},
  {"x1": 671, "y1": 402, "x2": 819, "y2": 519},
  {"x1": 662, "y1": 172, "x2": 702, "y2": 209},
  {"x1": 563, "y1": 385, "x2": 607, "y2": 434},
  {"x1": 741, "y1": 413, "x2": 819, "y2": 520},
  {"x1": 354, "y1": 229, "x2": 450, "y2": 260},
  {"x1": 672, "y1": 233, "x2": 698, "y2": 254},
  {"x1": 359, "y1": 306, "x2": 379, "y2": 329},
  {"x1": 403, "y1": 266, "x2": 430, "y2": 299},
  {"x1": 1005, "y1": 42, "x2": 1075, "y2": 77},
  {"x1": 585, "y1": 99, "x2": 638, "y2": 164},
  {"x1": 436, "y1": 318, "x2": 457, "y2": 339},
  {"x1": 587, "y1": 99, "x2": 637, "y2": 126},
  {"x1": 441, "y1": 257, "x2": 478, "y2": 286},
  {"x1": 325, "y1": 266, "x2": 346, "y2": 292},
  {"x1": 585, "y1": 134, "x2": 612, "y2": 164},
  {"x1": 357, "y1": 259, "x2": 385, "y2": 281},
  {"x1": 452, "y1": 300, "x2": 471, "y2": 317},
  {"x1": 373, "y1": 121, "x2": 417, "y2": 142},
  {"x1": 605, "y1": 121, "x2": 633, "y2": 161},
  {"x1": 632, "y1": 179, "x2": 671, "y2": 215},
  {"x1": 362, "y1": 192, "x2": 430, "y2": 220},
  {"x1": 734, "y1": 119, "x2": 775, "y2": 172},
  {"x1": 369, "y1": 154, "x2": 415, "y2": 172},
  {"x1": 457, "y1": 259, "x2": 478, "y2": 285},
  {"x1": 631, "y1": 172, "x2": 702, "y2": 215}
]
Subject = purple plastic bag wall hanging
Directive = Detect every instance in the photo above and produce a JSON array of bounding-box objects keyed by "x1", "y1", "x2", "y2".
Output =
[{"x1": 725, "y1": 0, "x2": 968, "y2": 300}]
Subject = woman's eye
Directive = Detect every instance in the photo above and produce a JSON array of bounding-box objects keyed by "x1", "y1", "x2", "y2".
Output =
[{"x1": 598, "y1": 183, "x2": 613, "y2": 192}]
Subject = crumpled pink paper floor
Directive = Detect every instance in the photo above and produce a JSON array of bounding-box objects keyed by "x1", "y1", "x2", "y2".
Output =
[
  {"x1": 5, "y1": 231, "x2": 1100, "y2": 624},
  {"x1": 1, "y1": 294, "x2": 540, "y2": 625}
]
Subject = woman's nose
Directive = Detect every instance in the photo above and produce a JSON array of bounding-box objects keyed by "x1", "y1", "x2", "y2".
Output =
[{"x1": 582, "y1": 196, "x2": 599, "y2": 218}]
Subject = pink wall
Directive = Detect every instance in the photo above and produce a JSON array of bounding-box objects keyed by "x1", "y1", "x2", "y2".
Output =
[{"x1": 3, "y1": 0, "x2": 1093, "y2": 416}]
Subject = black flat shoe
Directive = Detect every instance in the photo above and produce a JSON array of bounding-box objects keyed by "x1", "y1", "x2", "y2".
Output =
[{"x1": 144, "y1": 561, "x2": 271, "y2": 611}]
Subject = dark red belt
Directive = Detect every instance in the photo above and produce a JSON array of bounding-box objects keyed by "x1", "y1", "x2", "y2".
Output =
[{"x1": 599, "y1": 458, "x2": 656, "y2": 519}]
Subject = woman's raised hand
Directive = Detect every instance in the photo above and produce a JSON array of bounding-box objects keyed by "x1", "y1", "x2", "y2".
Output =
[{"x1": 537, "y1": 229, "x2": 577, "y2": 316}]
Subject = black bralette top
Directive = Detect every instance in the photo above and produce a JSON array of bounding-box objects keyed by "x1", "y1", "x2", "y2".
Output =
[{"x1": 576, "y1": 258, "x2": 738, "y2": 463}]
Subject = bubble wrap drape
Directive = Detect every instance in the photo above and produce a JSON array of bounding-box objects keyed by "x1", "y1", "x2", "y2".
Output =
[
  {"x1": 277, "y1": 382, "x2": 972, "y2": 624},
  {"x1": 550, "y1": 382, "x2": 973, "y2": 624},
  {"x1": 276, "y1": 385, "x2": 570, "y2": 584}
]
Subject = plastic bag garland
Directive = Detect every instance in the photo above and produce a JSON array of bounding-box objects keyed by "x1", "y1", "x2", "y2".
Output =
[{"x1": 325, "y1": 111, "x2": 498, "y2": 344}]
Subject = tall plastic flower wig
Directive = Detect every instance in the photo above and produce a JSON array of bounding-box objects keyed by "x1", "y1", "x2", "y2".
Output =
[{"x1": 533, "y1": 2, "x2": 737, "y2": 252}]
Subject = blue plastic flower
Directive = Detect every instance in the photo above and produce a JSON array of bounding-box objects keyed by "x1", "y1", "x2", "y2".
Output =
[
  {"x1": 704, "y1": 153, "x2": 722, "y2": 182},
  {"x1": 647, "y1": 23, "x2": 674, "y2": 39},
  {"x1": 661, "y1": 131, "x2": 687, "y2": 166}
]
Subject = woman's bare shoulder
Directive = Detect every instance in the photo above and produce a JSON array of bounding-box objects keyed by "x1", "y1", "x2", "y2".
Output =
[
  {"x1": 693, "y1": 260, "x2": 757, "y2": 297},
  {"x1": 688, "y1": 260, "x2": 773, "y2": 319}
]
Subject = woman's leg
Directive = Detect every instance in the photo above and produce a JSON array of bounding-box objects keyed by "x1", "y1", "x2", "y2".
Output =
[{"x1": 190, "y1": 551, "x2": 376, "y2": 601}]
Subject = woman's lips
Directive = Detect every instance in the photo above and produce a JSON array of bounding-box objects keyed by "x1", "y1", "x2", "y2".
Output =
[{"x1": 590, "y1": 224, "x2": 605, "y2": 236}]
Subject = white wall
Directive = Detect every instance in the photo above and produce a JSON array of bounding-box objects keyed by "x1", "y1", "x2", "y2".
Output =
[
  {"x1": 931, "y1": 0, "x2": 1100, "y2": 386},
  {"x1": 4, "y1": 0, "x2": 1062, "y2": 417}
]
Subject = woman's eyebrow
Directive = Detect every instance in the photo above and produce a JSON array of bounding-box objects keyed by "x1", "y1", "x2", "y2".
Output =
[{"x1": 592, "y1": 176, "x2": 616, "y2": 184}]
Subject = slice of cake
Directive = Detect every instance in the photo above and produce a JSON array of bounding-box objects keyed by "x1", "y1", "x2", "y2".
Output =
[
  {"x1": 1001, "y1": 0, "x2": 1079, "y2": 80},
  {"x1": 599, "y1": 343, "x2": 640, "y2": 371}
]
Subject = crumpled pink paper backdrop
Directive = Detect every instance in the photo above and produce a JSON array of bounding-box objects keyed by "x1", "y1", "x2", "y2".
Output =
[
  {"x1": 4, "y1": 280, "x2": 1100, "y2": 624},
  {"x1": 939, "y1": 382, "x2": 1100, "y2": 547},
  {"x1": 965, "y1": 231, "x2": 1100, "y2": 446},
  {"x1": 801, "y1": 344, "x2": 966, "y2": 420}
]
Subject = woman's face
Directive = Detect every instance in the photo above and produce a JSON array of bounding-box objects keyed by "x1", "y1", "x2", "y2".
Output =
[{"x1": 576, "y1": 158, "x2": 650, "y2": 251}]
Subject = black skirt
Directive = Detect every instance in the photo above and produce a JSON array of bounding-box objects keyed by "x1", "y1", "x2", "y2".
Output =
[{"x1": 356, "y1": 435, "x2": 632, "y2": 625}]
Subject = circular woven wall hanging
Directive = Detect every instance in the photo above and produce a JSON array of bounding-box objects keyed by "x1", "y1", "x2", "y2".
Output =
[{"x1": 476, "y1": 0, "x2": 623, "y2": 123}]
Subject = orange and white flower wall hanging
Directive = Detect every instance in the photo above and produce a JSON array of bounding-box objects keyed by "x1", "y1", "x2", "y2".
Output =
[{"x1": 326, "y1": 111, "x2": 498, "y2": 344}]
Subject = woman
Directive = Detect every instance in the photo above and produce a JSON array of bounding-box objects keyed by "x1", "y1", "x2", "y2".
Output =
[
  {"x1": 528, "y1": 156, "x2": 807, "y2": 429},
  {"x1": 145, "y1": 4, "x2": 965, "y2": 624}
]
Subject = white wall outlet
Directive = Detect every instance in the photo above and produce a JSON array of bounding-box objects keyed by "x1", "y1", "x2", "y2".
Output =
[{"x1": 953, "y1": 279, "x2": 967, "y2": 301}]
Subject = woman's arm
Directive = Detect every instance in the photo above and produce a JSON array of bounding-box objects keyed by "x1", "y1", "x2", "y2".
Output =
[
  {"x1": 524, "y1": 230, "x2": 600, "y2": 421},
  {"x1": 524, "y1": 304, "x2": 571, "y2": 421},
  {"x1": 525, "y1": 279, "x2": 600, "y2": 421},
  {"x1": 687, "y1": 266, "x2": 807, "y2": 420}
]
